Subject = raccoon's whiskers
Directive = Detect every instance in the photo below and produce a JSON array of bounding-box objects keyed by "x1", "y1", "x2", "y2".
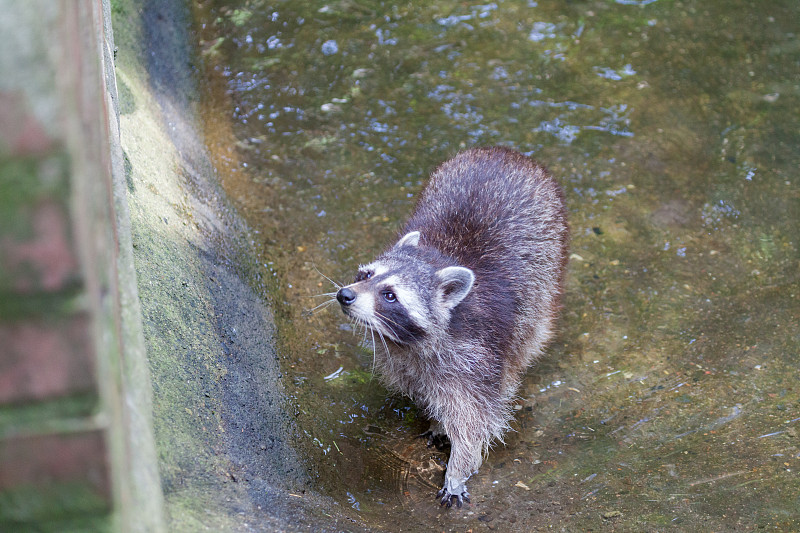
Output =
[
  {"x1": 368, "y1": 327, "x2": 378, "y2": 377},
  {"x1": 372, "y1": 314, "x2": 401, "y2": 343},
  {"x1": 355, "y1": 319, "x2": 370, "y2": 348},
  {"x1": 373, "y1": 325, "x2": 391, "y2": 365},
  {"x1": 360, "y1": 323, "x2": 369, "y2": 346},
  {"x1": 312, "y1": 263, "x2": 343, "y2": 290},
  {"x1": 311, "y1": 291, "x2": 338, "y2": 298},
  {"x1": 305, "y1": 298, "x2": 337, "y2": 315},
  {"x1": 348, "y1": 317, "x2": 361, "y2": 337},
  {"x1": 374, "y1": 311, "x2": 417, "y2": 342},
  {"x1": 350, "y1": 316, "x2": 389, "y2": 376}
]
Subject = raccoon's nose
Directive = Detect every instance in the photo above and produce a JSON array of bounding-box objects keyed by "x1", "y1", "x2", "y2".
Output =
[{"x1": 336, "y1": 287, "x2": 357, "y2": 306}]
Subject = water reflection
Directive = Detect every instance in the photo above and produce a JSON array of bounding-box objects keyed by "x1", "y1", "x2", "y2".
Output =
[{"x1": 193, "y1": 0, "x2": 799, "y2": 530}]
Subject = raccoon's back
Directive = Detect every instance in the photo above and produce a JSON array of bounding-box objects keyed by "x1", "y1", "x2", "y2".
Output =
[
  {"x1": 403, "y1": 146, "x2": 568, "y2": 359},
  {"x1": 404, "y1": 146, "x2": 567, "y2": 278}
]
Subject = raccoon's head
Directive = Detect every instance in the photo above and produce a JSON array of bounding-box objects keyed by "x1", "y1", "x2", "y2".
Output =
[{"x1": 336, "y1": 231, "x2": 474, "y2": 345}]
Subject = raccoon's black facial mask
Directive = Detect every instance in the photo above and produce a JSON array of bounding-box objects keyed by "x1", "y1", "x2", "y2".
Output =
[{"x1": 373, "y1": 289, "x2": 426, "y2": 344}]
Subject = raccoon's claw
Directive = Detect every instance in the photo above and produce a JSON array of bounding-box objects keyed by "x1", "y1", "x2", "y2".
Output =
[
  {"x1": 437, "y1": 487, "x2": 470, "y2": 508},
  {"x1": 418, "y1": 430, "x2": 434, "y2": 446}
]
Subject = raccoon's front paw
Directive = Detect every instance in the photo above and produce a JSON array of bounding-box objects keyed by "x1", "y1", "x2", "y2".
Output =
[
  {"x1": 437, "y1": 482, "x2": 470, "y2": 508},
  {"x1": 419, "y1": 421, "x2": 450, "y2": 449}
]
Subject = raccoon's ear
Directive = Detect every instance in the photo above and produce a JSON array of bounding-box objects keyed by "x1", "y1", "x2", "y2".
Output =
[
  {"x1": 394, "y1": 231, "x2": 421, "y2": 249},
  {"x1": 435, "y1": 266, "x2": 474, "y2": 310}
]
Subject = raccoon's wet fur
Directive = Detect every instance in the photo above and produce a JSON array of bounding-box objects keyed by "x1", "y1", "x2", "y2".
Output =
[{"x1": 335, "y1": 146, "x2": 569, "y2": 507}]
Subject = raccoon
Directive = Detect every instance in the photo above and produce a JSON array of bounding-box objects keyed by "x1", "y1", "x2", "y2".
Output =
[{"x1": 335, "y1": 146, "x2": 569, "y2": 507}]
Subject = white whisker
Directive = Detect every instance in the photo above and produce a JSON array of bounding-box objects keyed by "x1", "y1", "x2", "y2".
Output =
[
  {"x1": 376, "y1": 329, "x2": 391, "y2": 363},
  {"x1": 369, "y1": 327, "x2": 378, "y2": 377},
  {"x1": 304, "y1": 298, "x2": 337, "y2": 315},
  {"x1": 361, "y1": 322, "x2": 369, "y2": 345},
  {"x1": 312, "y1": 263, "x2": 343, "y2": 290},
  {"x1": 373, "y1": 311, "x2": 410, "y2": 342},
  {"x1": 310, "y1": 291, "x2": 339, "y2": 298}
]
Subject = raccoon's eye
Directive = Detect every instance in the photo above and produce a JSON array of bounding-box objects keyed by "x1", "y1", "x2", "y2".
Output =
[{"x1": 382, "y1": 290, "x2": 397, "y2": 303}]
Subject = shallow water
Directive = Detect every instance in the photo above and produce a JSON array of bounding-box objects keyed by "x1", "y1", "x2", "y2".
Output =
[{"x1": 192, "y1": 0, "x2": 799, "y2": 530}]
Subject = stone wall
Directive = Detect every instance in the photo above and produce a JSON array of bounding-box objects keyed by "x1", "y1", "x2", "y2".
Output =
[{"x1": 0, "y1": 1, "x2": 162, "y2": 530}]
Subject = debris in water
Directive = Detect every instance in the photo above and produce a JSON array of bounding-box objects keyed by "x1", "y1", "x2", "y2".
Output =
[
  {"x1": 321, "y1": 39, "x2": 338, "y2": 55},
  {"x1": 324, "y1": 366, "x2": 345, "y2": 381},
  {"x1": 346, "y1": 492, "x2": 360, "y2": 510}
]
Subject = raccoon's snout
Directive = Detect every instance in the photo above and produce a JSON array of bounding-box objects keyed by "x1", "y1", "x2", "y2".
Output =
[{"x1": 336, "y1": 287, "x2": 356, "y2": 306}]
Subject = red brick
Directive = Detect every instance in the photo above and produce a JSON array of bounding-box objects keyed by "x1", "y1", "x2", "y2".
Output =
[
  {"x1": 0, "y1": 314, "x2": 96, "y2": 405},
  {"x1": 0, "y1": 91, "x2": 55, "y2": 156},
  {"x1": 0, "y1": 429, "x2": 110, "y2": 501},
  {"x1": 0, "y1": 199, "x2": 81, "y2": 293}
]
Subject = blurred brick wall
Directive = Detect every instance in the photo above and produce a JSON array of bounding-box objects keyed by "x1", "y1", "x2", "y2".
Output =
[{"x1": 0, "y1": 1, "x2": 155, "y2": 529}]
